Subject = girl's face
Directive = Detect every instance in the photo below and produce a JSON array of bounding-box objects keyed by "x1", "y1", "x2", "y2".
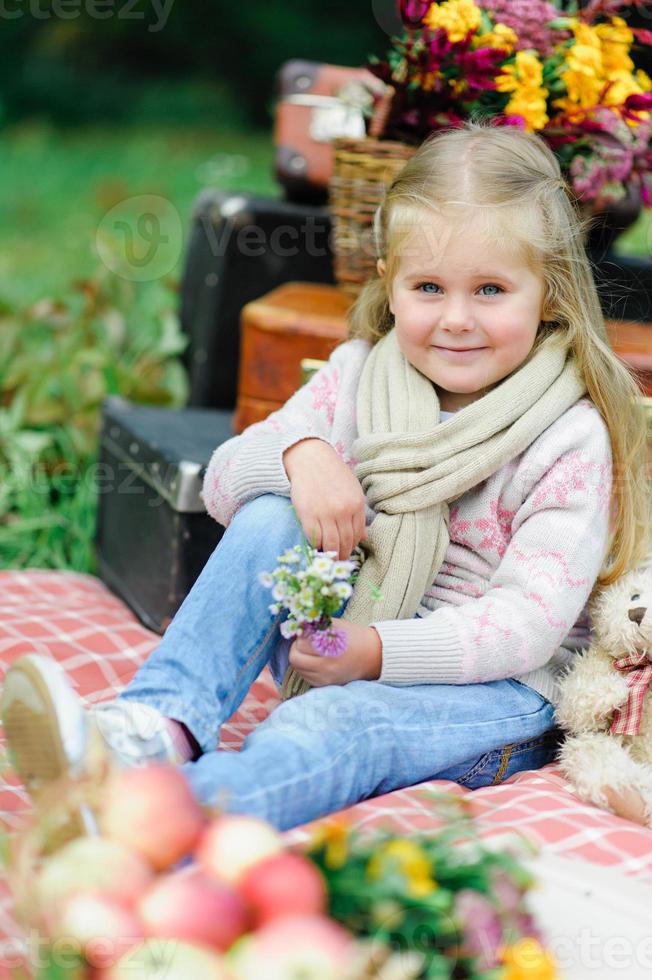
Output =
[{"x1": 380, "y1": 217, "x2": 547, "y2": 412}]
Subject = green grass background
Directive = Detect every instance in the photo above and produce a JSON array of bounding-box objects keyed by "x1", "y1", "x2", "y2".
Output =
[{"x1": 1, "y1": 121, "x2": 277, "y2": 307}]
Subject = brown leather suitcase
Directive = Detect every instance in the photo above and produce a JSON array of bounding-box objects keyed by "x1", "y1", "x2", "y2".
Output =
[
  {"x1": 274, "y1": 60, "x2": 385, "y2": 203},
  {"x1": 235, "y1": 282, "x2": 351, "y2": 432}
]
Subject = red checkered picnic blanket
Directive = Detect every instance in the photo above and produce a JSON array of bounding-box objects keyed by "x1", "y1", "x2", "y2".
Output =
[{"x1": 2, "y1": 570, "x2": 652, "y2": 976}]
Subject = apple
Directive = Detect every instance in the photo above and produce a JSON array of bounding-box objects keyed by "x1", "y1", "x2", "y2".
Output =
[
  {"x1": 101, "y1": 764, "x2": 207, "y2": 870},
  {"x1": 227, "y1": 914, "x2": 356, "y2": 980},
  {"x1": 36, "y1": 837, "x2": 153, "y2": 918},
  {"x1": 238, "y1": 851, "x2": 327, "y2": 926},
  {"x1": 138, "y1": 866, "x2": 249, "y2": 951},
  {"x1": 57, "y1": 892, "x2": 144, "y2": 969},
  {"x1": 197, "y1": 815, "x2": 282, "y2": 885},
  {"x1": 97, "y1": 939, "x2": 233, "y2": 980}
]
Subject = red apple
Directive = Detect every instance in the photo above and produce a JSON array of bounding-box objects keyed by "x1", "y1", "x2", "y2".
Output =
[
  {"x1": 97, "y1": 939, "x2": 233, "y2": 979},
  {"x1": 238, "y1": 851, "x2": 327, "y2": 926},
  {"x1": 57, "y1": 892, "x2": 144, "y2": 968},
  {"x1": 101, "y1": 764, "x2": 207, "y2": 870},
  {"x1": 138, "y1": 866, "x2": 249, "y2": 951},
  {"x1": 197, "y1": 814, "x2": 282, "y2": 885},
  {"x1": 36, "y1": 837, "x2": 153, "y2": 919},
  {"x1": 227, "y1": 914, "x2": 355, "y2": 980}
]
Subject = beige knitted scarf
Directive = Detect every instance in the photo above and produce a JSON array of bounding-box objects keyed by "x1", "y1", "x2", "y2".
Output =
[{"x1": 281, "y1": 327, "x2": 586, "y2": 700}]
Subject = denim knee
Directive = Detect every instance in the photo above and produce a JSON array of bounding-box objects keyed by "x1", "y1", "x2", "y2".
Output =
[{"x1": 232, "y1": 494, "x2": 299, "y2": 535}]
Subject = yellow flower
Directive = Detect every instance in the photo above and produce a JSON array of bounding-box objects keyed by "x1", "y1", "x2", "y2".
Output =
[
  {"x1": 473, "y1": 21, "x2": 518, "y2": 55},
  {"x1": 424, "y1": 0, "x2": 482, "y2": 44},
  {"x1": 310, "y1": 817, "x2": 349, "y2": 869},
  {"x1": 596, "y1": 16, "x2": 633, "y2": 49},
  {"x1": 597, "y1": 17, "x2": 634, "y2": 77},
  {"x1": 604, "y1": 70, "x2": 644, "y2": 107},
  {"x1": 496, "y1": 51, "x2": 545, "y2": 93},
  {"x1": 495, "y1": 52, "x2": 549, "y2": 131},
  {"x1": 559, "y1": 16, "x2": 644, "y2": 111},
  {"x1": 573, "y1": 21, "x2": 602, "y2": 53},
  {"x1": 366, "y1": 839, "x2": 438, "y2": 898},
  {"x1": 637, "y1": 69, "x2": 652, "y2": 93},
  {"x1": 499, "y1": 938, "x2": 559, "y2": 979},
  {"x1": 505, "y1": 93, "x2": 549, "y2": 131}
]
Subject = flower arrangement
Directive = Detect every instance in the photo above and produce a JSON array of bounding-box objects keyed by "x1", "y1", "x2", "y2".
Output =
[
  {"x1": 367, "y1": 0, "x2": 652, "y2": 206},
  {"x1": 259, "y1": 542, "x2": 364, "y2": 657},
  {"x1": 4, "y1": 764, "x2": 559, "y2": 979}
]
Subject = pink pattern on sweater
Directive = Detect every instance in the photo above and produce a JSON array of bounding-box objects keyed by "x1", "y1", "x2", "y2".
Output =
[
  {"x1": 334, "y1": 440, "x2": 358, "y2": 469},
  {"x1": 531, "y1": 451, "x2": 598, "y2": 508},
  {"x1": 204, "y1": 456, "x2": 236, "y2": 526},
  {"x1": 475, "y1": 499, "x2": 516, "y2": 558},
  {"x1": 510, "y1": 544, "x2": 590, "y2": 590},
  {"x1": 523, "y1": 591, "x2": 569, "y2": 632},
  {"x1": 310, "y1": 368, "x2": 339, "y2": 425},
  {"x1": 449, "y1": 506, "x2": 474, "y2": 548}
]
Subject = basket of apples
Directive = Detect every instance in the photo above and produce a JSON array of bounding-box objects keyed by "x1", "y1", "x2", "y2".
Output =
[{"x1": 7, "y1": 762, "x2": 422, "y2": 980}]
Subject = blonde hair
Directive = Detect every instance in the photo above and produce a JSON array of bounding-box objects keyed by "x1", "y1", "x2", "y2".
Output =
[{"x1": 348, "y1": 120, "x2": 650, "y2": 586}]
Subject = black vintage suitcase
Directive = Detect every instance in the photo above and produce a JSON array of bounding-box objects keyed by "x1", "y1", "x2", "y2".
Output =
[
  {"x1": 180, "y1": 189, "x2": 335, "y2": 411},
  {"x1": 96, "y1": 396, "x2": 234, "y2": 634}
]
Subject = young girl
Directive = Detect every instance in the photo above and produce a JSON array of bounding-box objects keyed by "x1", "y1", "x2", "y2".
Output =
[{"x1": 3, "y1": 121, "x2": 650, "y2": 835}]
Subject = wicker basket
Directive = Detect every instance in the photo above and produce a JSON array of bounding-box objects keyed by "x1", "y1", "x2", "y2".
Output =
[{"x1": 329, "y1": 136, "x2": 416, "y2": 300}]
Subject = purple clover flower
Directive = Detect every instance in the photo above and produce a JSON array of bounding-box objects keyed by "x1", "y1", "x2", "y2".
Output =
[{"x1": 304, "y1": 624, "x2": 348, "y2": 658}]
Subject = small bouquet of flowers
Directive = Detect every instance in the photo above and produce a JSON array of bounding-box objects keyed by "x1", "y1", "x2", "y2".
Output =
[
  {"x1": 367, "y1": 0, "x2": 652, "y2": 206},
  {"x1": 306, "y1": 793, "x2": 559, "y2": 978},
  {"x1": 258, "y1": 542, "x2": 364, "y2": 657}
]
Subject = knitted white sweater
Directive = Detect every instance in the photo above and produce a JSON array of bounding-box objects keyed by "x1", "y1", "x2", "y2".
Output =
[{"x1": 202, "y1": 339, "x2": 613, "y2": 707}]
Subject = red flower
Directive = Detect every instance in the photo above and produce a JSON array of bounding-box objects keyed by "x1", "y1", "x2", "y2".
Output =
[
  {"x1": 400, "y1": 0, "x2": 431, "y2": 26},
  {"x1": 458, "y1": 46, "x2": 507, "y2": 93},
  {"x1": 426, "y1": 27, "x2": 455, "y2": 64},
  {"x1": 632, "y1": 27, "x2": 652, "y2": 46}
]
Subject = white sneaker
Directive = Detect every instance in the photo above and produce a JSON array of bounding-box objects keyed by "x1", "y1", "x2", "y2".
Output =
[
  {"x1": 1, "y1": 654, "x2": 98, "y2": 843},
  {"x1": 1, "y1": 655, "x2": 184, "y2": 844}
]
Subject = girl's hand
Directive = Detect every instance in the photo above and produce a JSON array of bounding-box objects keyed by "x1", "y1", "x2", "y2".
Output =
[
  {"x1": 288, "y1": 619, "x2": 382, "y2": 686},
  {"x1": 283, "y1": 439, "x2": 368, "y2": 561}
]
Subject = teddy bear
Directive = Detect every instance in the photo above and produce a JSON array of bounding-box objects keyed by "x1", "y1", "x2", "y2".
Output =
[{"x1": 555, "y1": 562, "x2": 652, "y2": 828}]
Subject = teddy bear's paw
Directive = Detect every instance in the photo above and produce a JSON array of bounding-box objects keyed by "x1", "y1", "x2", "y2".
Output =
[
  {"x1": 557, "y1": 731, "x2": 642, "y2": 811},
  {"x1": 602, "y1": 785, "x2": 649, "y2": 827},
  {"x1": 554, "y1": 667, "x2": 628, "y2": 734}
]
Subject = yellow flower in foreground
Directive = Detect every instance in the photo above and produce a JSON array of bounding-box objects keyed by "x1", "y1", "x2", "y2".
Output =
[
  {"x1": 310, "y1": 817, "x2": 349, "y2": 869},
  {"x1": 366, "y1": 839, "x2": 438, "y2": 898},
  {"x1": 499, "y1": 938, "x2": 559, "y2": 979},
  {"x1": 424, "y1": 0, "x2": 481, "y2": 43},
  {"x1": 474, "y1": 21, "x2": 518, "y2": 56}
]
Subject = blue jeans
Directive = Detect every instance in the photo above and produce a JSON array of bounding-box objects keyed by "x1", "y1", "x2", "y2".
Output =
[{"x1": 120, "y1": 494, "x2": 560, "y2": 831}]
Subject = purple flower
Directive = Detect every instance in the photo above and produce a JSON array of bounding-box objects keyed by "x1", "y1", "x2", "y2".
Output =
[
  {"x1": 479, "y1": 0, "x2": 570, "y2": 56},
  {"x1": 304, "y1": 624, "x2": 348, "y2": 658},
  {"x1": 454, "y1": 889, "x2": 504, "y2": 970},
  {"x1": 458, "y1": 46, "x2": 506, "y2": 93},
  {"x1": 400, "y1": 0, "x2": 430, "y2": 26},
  {"x1": 426, "y1": 27, "x2": 455, "y2": 64}
]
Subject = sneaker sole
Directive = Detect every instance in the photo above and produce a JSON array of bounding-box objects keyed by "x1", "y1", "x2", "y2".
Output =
[{"x1": 1, "y1": 656, "x2": 98, "y2": 847}]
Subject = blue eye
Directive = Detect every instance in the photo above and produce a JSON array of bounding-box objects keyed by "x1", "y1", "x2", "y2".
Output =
[
  {"x1": 418, "y1": 283, "x2": 441, "y2": 294},
  {"x1": 479, "y1": 284, "x2": 502, "y2": 296}
]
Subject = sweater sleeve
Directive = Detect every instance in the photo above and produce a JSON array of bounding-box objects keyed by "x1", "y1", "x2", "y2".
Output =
[
  {"x1": 200, "y1": 339, "x2": 367, "y2": 527},
  {"x1": 372, "y1": 402, "x2": 614, "y2": 686}
]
